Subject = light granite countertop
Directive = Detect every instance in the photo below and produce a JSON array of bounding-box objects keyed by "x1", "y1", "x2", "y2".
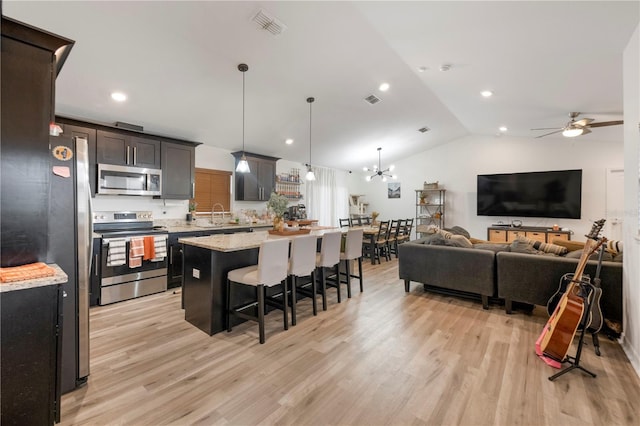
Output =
[
  {"x1": 179, "y1": 228, "x2": 343, "y2": 252},
  {"x1": 0, "y1": 264, "x2": 68, "y2": 293},
  {"x1": 154, "y1": 219, "x2": 273, "y2": 234}
]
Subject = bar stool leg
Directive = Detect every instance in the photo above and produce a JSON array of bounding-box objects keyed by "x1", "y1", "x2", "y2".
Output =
[
  {"x1": 310, "y1": 270, "x2": 318, "y2": 316},
  {"x1": 336, "y1": 262, "x2": 342, "y2": 303},
  {"x1": 282, "y1": 279, "x2": 289, "y2": 331},
  {"x1": 291, "y1": 275, "x2": 297, "y2": 326},
  {"x1": 358, "y1": 257, "x2": 363, "y2": 292},
  {"x1": 257, "y1": 284, "x2": 265, "y2": 344},
  {"x1": 320, "y1": 267, "x2": 327, "y2": 311},
  {"x1": 226, "y1": 278, "x2": 233, "y2": 332},
  {"x1": 345, "y1": 259, "x2": 352, "y2": 298}
]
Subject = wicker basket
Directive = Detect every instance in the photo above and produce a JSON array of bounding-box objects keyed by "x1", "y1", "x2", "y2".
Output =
[{"x1": 423, "y1": 181, "x2": 439, "y2": 190}]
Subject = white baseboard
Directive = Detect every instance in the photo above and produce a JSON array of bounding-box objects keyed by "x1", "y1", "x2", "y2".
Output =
[{"x1": 621, "y1": 334, "x2": 640, "y2": 378}]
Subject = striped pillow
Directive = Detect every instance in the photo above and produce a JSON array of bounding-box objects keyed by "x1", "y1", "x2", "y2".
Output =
[
  {"x1": 516, "y1": 236, "x2": 568, "y2": 255},
  {"x1": 606, "y1": 240, "x2": 623, "y2": 254}
]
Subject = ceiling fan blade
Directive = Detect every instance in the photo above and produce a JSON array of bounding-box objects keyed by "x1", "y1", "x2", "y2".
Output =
[
  {"x1": 535, "y1": 129, "x2": 563, "y2": 138},
  {"x1": 573, "y1": 118, "x2": 594, "y2": 127},
  {"x1": 580, "y1": 127, "x2": 592, "y2": 136},
  {"x1": 531, "y1": 127, "x2": 563, "y2": 131},
  {"x1": 589, "y1": 120, "x2": 624, "y2": 128}
]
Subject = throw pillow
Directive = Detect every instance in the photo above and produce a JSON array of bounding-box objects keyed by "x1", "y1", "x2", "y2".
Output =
[
  {"x1": 449, "y1": 234, "x2": 473, "y2": 248},
  {"x1": 549, "y1": 239, "x2": 584, "y2": 252},
  {"x1": 444, "y1": 226, "x2": 471, "y2": 239},
  {"x1": 516, "y1": 235, "x2": 568, "y2": 256},
  {"x1": 606, "y1": 240, "x2": 623, "y2": 254},
  {"x1": 510, "y1": 238, "x2": 539, "y2": 254}
]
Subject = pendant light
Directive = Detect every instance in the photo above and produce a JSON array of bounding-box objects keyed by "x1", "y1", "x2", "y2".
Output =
[
  {"x1": 305, "y1": 97, "x2": 316, "y2": 181},
  {"x1": 235, "y1": 63, "x2": 250, "y2": 173}
]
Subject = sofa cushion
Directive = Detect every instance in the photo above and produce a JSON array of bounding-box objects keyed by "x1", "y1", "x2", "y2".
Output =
[
  {"x1": 565, "y1": 249, "x2": 613, "y2": 262},
  {"x1": 473, "y1": 243, "x2": 510, "y2": 253},
  {"x1": 510, "y1": 238, "x2": 540, "y2": 254}
]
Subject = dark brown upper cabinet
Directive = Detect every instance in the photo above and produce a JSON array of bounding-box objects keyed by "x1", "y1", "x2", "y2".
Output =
[
  {"x1": 97, "y1": 130, "x2": 160, "y2": 169},
  {"x1": 231, "y1": 152, "x2": 278, "y2": 201}
]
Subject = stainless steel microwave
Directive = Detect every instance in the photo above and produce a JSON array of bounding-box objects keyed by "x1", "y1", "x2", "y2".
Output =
[{"x1": 97, "y1": 163, "x2": 162, "y2": 196}]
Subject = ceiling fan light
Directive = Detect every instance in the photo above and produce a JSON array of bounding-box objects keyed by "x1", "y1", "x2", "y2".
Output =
[
  {"x1": 236, "y1": 155, "x2": 250, "y2": 173},
  {"x1": 365, "y1": 175, "x2": 371, "y2": 182},
  {"x1": 392, "y1": 174, "x2": 398, "y2": 180},
  {"x1": 382, "y1": 176, "x2": 388, "y2": 182},
  {"x1": 562, "y1": 127, "x2": 584, "y2": 137},
  {"x1": 389, "y1": 164, "x2": 395, "y2": 172}
]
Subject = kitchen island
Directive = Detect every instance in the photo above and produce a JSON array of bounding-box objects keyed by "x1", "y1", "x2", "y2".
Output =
[{"x1": 179, "y1": 229, "x2": 336, "y2": 335}]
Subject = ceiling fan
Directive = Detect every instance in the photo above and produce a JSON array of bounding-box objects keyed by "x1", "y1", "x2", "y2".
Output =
[{"x1": 532, "y1": 112, "x2": 623, "y2": 138}]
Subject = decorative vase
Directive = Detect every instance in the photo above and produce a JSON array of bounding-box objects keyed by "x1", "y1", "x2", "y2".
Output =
[{"x1": 273, "y1": 216, "x2": 284, "y2": 231}]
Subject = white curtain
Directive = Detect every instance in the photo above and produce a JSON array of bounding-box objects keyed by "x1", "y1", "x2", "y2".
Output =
[{"x1": 306, "y1": 166, "x2": 349, "y2": 227}]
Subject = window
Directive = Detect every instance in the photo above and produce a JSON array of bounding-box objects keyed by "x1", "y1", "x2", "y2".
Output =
[{"x1": 193, "y1": 168, "x2": 231, "y2": 213}]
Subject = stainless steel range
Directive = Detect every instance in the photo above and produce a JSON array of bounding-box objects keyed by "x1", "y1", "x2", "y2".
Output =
[{"x1": 94, "y1": 211, "x2": 168, "y2": 305}]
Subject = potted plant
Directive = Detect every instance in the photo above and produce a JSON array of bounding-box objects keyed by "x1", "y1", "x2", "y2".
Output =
[
  {"x1": 266, "y1": 192, "x2": 289, "y2": 231},
  {"x1": 187, "y1": 201, "x2": 197, "y2": 221}
]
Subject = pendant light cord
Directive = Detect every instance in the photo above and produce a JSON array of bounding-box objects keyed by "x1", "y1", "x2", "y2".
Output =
[
  {"x1": 309, "y1": 100, "x2": 312, "y2": 165},
  {"x1": 242, "y1": 70, "x2": 245, "y2": 153}
]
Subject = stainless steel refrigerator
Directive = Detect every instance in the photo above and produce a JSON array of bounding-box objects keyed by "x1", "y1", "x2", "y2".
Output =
[{"x1": 48, "y1": 134, "x2": 91, "y2": 393}]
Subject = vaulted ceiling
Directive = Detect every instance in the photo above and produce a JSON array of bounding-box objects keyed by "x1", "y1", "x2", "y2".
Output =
[{"x1": 5, "y1": 1, "x2": 638, "y2": 171}]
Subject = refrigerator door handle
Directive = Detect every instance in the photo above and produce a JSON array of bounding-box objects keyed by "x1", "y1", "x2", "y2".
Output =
[{"x1": 75, "y1": 136, "x2": 91, "y2": 381}]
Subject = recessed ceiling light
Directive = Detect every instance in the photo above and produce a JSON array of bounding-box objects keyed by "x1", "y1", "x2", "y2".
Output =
[
  {"x1": 111, "y1": 92, "x2": 127, "y2": 102},
  {"x1": 418, "y1": 66, "x2": 428, "y2": 72},
  {"x1": 285, "y1": 138, "x2": 293, "y2": 145},
  {"x1": 439, "y1": 64, "x2": 451, "y2": 72},
  {"x1": 481, "y1": 90, "x2": 493, "y2": 98},
  {"x1": 499, "y1": 126, "x2": 508, "y2": 132},
  {"x1": 379, "y1": 82, "x2": 390, "y2": 92}
]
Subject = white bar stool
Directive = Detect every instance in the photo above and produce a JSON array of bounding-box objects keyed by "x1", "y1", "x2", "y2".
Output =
[
  {"x1": 226, "y1": 238, "x2": 290, "y2": 344},
  {"x1": 314, "y1": 231, "x2": 342, "y2": 310},
  {"x1": 287, "y1": 234, "x2": 318, "y2": 325},
  {"x1": 338, "y1": 228, "x2": 364, "y2": 297}
]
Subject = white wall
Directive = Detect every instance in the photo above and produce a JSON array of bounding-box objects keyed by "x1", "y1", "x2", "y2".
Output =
[
  {"x1": 352, "y1": 134, "x2": 624, "y2": 240},
  {"x1": 622, "y1": 24, "x2": 640, "y2": 376}
]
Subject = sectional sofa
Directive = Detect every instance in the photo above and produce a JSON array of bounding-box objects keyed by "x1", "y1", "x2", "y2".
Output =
[{"x1": 398, "y1": 236, "x2": 623, "y2": 323}]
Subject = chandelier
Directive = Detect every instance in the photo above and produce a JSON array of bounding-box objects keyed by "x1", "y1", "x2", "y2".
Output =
[{"x1": 364, "y1": 147, "x2": 396, "y2": 182}]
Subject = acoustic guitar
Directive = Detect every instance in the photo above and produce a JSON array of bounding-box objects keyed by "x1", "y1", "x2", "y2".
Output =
[{"x1": 536, "y1": 219, "x2": 605, "y2": 364}]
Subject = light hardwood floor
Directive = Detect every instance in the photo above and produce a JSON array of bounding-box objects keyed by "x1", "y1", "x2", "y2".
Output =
[{"x1": 61, "y1": 259, "x2": 640, "y2": 425}]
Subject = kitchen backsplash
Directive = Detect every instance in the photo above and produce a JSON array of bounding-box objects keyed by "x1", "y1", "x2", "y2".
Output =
[{"x1": 92, "y1": 195, "x2": 189, "y2": 219}]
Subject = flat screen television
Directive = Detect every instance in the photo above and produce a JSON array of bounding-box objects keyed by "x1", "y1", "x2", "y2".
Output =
[{"x1": 477, "y1": 169, "x2": 582, "y2": 219}]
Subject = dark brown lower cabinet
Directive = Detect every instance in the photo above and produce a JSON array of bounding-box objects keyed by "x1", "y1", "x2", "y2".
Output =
[{"x1": 1, "y1": 284, "x2": 63, "y2": 425}]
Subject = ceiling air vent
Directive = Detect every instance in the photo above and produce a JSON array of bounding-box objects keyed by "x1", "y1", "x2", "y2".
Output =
[
  {"x1": 252, "y1": 9, "x2": 287, "y2": 36},
  {"x1": 364, "y1": 94, "x2": 381, "y2": 105},
  {"x1": 418, "y1": 126, "x2": 430, "y2": 133}
]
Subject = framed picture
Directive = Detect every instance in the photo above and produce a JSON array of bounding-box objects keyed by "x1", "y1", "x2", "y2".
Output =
[{"x1": 387, "y1": 182, "x2": 401, "y2": 199}]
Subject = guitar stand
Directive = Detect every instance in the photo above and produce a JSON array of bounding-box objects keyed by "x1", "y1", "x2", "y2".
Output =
[{"x1": 549, "y1": 282, "x2": 597, "y2": 381}]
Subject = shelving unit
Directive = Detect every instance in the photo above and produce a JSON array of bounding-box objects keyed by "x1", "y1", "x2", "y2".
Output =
[
  {"x1": 415, "y1": 189, "x2": 446, "y2": 236},
  {"x1": 275, "y1": 169, "x2": 303, "y2": 200}
]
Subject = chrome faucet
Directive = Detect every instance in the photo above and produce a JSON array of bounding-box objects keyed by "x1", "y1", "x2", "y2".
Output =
[{"x1": 211, "y1": 203, "x2": 225, "y2": 224}]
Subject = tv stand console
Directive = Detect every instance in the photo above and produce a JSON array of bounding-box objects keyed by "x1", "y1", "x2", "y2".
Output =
[{"x1": 487, "y1": 226, "x2": 571, "y2": 243}]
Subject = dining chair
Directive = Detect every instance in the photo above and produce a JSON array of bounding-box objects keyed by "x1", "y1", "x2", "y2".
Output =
[
  {"x1": 351, "y1": 216, "x2": 362, "y2": 227},
  {"x1": 404, "y1": 218, "x2": 414, "y2": 241},
  {"x1": 337, "y1": 228, "x2": 364, "y2": 297},
  {"x1": 226, "y1": 238, "x2": 290, "y2": 344},
  {"x1": 387, "y1": 219, "x2": 400, "y2": 258},
  {"x1": 362, "y1": 216, "x2": 372, "y2": 225},
  {"x1": 314, "y1": 231, "x2": 342, "y2": 311},
  {"x1": 339, "y1": 218, "x2": 351, "y2": 227},
  {"x1": 287, "y1": 235, "x2": 318, "y2": 325},
  {"x1": 396, "y1": 218, "x2": 411, "y2": 247},
  {"x1": 374, "y1": 220, "x2": 391, "y2": 263}
]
